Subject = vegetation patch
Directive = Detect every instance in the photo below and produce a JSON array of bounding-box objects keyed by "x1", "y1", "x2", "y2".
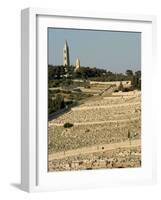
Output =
[{"x1": 64, "y1": 122, "x2": 74, "y2": 128}]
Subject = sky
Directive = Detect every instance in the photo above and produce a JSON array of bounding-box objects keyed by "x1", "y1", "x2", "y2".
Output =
[{"x1": 48, "y1": 28, "x2": 141, "y2": 73}]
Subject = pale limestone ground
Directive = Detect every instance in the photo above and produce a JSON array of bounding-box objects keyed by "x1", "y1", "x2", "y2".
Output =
[
  {"x1": 48, "y1": 88, "x2": 141, "y2": 171},
  {"x1": 48, "y1": 139, "x2": 140, "y2": 161}
]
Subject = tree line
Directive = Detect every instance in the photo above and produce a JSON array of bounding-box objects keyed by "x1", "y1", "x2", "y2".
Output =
[{"x1": 48, "y1": 65, "x2": 141, "y2": 90}]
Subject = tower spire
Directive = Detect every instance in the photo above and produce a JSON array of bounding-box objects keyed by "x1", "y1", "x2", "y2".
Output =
[
  {"x1": 75, "y1": 57, "x2": 80, "y2": 72},
  {"x1": 63, "y1": 40, "x2": 70, "y2": 67}
]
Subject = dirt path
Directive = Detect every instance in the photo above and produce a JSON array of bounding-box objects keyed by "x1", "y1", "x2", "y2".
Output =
[
  {"x1": 72, "y1": 102, "x2": 140, "y2": 111},
  {"x1": 50, "y1": 117, "x2": 140, "y2": 126},
  {"x1": 48, "y1": 139, "x2": 141, "y2": 161}
]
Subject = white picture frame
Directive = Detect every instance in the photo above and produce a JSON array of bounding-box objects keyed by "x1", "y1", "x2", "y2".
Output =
[{"x1": 21, "y1": 8, "x2": 157, "y2": 192}]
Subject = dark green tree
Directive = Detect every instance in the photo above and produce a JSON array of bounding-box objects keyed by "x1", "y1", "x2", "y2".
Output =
[
  {"x1": 126, "y1": 70, "x2": 133, "y2": 77},
  {"x1": 118, "y1": 81, "x2": 124, "y2": 91}
]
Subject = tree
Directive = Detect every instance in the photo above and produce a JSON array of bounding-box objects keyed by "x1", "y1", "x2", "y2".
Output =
[
  {"x1": 48, "y1": 94, "x2": 65, "y2": 114},
  {"x1": 135, "y1": 70, "x2": 141, "y2": 90},
  {"x1": 126, "y1": 70, "x2": 133, "y2": 77},
  {"x1": 55, "y1": 94, "x2": 65, "y2": 109},
  {"x1": 128, "y1": 130, "x2": 131, "y2": 139},
  {"x1": 118, "y1": 81, "x2": 124, "y2": 91},
  {"x1": 132, "y1": 70, "x2": 141, "y2": 90}
]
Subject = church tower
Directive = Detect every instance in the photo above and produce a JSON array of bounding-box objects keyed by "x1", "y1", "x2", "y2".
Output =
[
  {"x1": 75, "y1": 58, "x2": 80, "y2": 72},
  {"x1": 63, "y1": 40, "x2": 70, "y2": 67}
]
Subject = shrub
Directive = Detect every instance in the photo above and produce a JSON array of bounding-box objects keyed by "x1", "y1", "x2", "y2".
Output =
[
  {"x1": 64, "y1": 122, "x2": 74, "y2": 128},
  {"x1": 85, "y1": 129, "x2": 90, "y2": 132},
  {"x1": 122, "y1": 87, "x2": 130, "y2": 92}
]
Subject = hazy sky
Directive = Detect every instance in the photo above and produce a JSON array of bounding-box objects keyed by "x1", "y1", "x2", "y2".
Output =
[{"x1": 48, "y1": 28, "x2": 141, "y2": 73}]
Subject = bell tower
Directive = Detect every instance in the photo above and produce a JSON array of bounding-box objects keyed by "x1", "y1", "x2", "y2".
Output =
[
  {"x1": 63, "y1": 40, "x2": 70, "y2": 67},
  {"x1": 75, "y1": 58, "x2": 80, "y2": 72}
]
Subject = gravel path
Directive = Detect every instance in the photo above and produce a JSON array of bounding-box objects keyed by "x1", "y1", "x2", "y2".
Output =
[
  {"x1": 48, "y1": 139, "x2": 141, "y2": 161},
  {"x1": 51, "y1": 117, "x2": 140, "y2": 126}
]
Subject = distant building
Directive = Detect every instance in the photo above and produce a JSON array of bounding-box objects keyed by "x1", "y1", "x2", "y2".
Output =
[
  {"x1": 63, "y1": 40, "x2": 81, "y2": 73},
  {"x1": 63, "y1": 40, "x2": 70, "y2": 67},
  {"x1": 75, "y1": 58, "x2": 80, "y2": 72}
]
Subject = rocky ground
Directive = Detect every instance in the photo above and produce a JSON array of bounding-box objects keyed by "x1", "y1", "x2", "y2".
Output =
[
  {"x1": 48, "y1": 146, "x2": 141, "y2": 171},
  {"x1": 48, "y1": 88, "x2": 141, "y2": 171}
]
